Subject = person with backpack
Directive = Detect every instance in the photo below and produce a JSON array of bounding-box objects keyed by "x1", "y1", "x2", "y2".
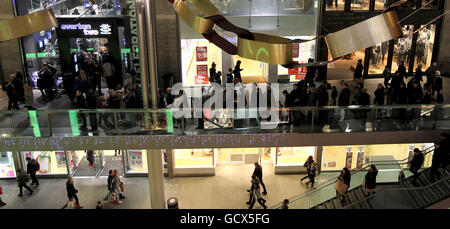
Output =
[
  {"x1": 300, "y1": 156, "x2": 314, "y2": 183},
  {"x1": 26, "y1": 157, "x2": 39, "y2": 187},
  {"x1": 66, "y1": 178, "x2": 83, "y2": 209},
  {"x1": 16, "y1": 169, "x2": 33, "y2": 197},
  {"x1": 410, "y1": 148, "x2": 424, "y2": 185},
  {"x1": 247, "y1": 175, "x2": 267, "y2": 209},
  {"x1": 305, "y1": 162, "x2": 318, "y2": 188}
]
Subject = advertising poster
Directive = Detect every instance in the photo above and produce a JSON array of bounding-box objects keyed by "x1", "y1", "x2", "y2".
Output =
[
  {"x1": 196, "y1": 46, "x2": 208, "y2": 61},
  {"x1": 345, "y1": 151, "x2": 353, "y2": 169},
  {"x1": 296, "y1": 63, "x2": 307, "y2": 80},
  {"x1": 129, "y1": 151, "x2": 143, "y2": 168},
  {"x1": 196, "y1": 65, "x2": 209, "y2": 85},
  {"x1": 356, "y1": 151, "x2": 364, "y2": 168},
  {"x1": 292, "y1": 43, "x2": 299, "y2": 58}
]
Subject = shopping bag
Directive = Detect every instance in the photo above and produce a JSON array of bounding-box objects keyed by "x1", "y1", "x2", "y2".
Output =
[
  {"x1": 335, "y1": 179, "x2": 349, "y2": 195},
  {"x1": 119, "y1": 183, "x2": 126, "y2": 192}
]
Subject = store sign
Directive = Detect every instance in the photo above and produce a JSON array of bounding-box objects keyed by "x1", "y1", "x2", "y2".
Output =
[
  {"x1": 196, "y1": 65, "x2": 209, "y2": 85},
  {"x1": 292, "y1": 43, "x2": 299, "y2": 58},
  {"x1": 127, "y1": 0, "x2": 140, "y2": 73},
  {"x1": 60, "y1": 23, "x2": 112, "y2": 36},
  {"x1": 196, "y1": 46, "x2": 208, "y2": 61},
  {"x1": 345, "y1": 148, "x2": 353, "y2": 169},
  {"x1": 288, "y1": 61, "x2": 306, "y2": 80}
]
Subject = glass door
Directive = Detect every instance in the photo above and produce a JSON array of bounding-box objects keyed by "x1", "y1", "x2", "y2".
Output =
[{"x1": 71, "y1": 150, "x2": 104, "y2": 177}]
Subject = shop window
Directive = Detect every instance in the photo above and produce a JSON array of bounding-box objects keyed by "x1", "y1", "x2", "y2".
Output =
[
  {"x1": 276, "y1": 147, "x2": 315, "y2": 166},
  {"x1": 325, "y1": 0, "x2": 346, "y2": 11},
  {"x1": 125, "y1": 150, "x2": 149, "y2": 174},
  {"x1": 22, "y1": 151, "x2": 67, "y2": 175},
  {"x1": 367, "y1": 41, "x2": 389, "y2": 75},
  {"x1": 174, "y1": 149, "x2": 214, "y2": 168},
  {"x1": 392, "y1": 25, "x2": 413, "y2": 74},
  {"x1": 181, "y1": 39, "x2": 222, "y2": 87},
  {"x1": 0, "y1": 152, "x2": 16, "y2": 178},
  {"x1": 413, "y1": 24, "x2": 436, "y2": 73},
  {"x1": 374, "y1": 0, "x2": 404, "y2": 10},
  {"x1": 277, "y1": 36, "x2": 316, "y2": 82},
  {"x1": 327, "y1": 49, "x2": 365, "y2": 79},
  {"x1": 20, "y1": 0, "x2": 125, "y2": 17},
  {"x1": 350, "y1": 0, "x2": 370, "y2": 10},
  {"x1": 216, "y1": 148, "x2": 262, "y2": 164}
]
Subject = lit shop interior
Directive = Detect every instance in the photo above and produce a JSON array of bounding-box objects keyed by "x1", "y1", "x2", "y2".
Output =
[{"x1": 179, "y1": 0, "x2": 318, "y2": 86}]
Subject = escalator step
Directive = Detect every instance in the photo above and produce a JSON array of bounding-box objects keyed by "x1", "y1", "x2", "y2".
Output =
[
  {"x1": 317, "y1": 204, "x2": 326, "y2": 209},
  {"x1": 325, "y1": 201, "x2": 335, "y2": 209},
  {"x1": 417, "y1": 177, "x2": 439, "y2": 202},
  {"x1": 406, "y1": 181, "x2": 427, "y2": 208},
  {"x1": 353, "y1": 188, "x2": 370, "y2": 209},
  {"x1": 332, "y1": 198, "x2": 343, "y2": 209}
]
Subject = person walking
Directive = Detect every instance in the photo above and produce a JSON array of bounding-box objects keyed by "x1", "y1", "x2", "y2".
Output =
[
  {"x1": 410, "y1": 148, "x2": 424, "y2": 185},
  {"x1": 430, "y1": 142, "x2": 443, "y2": 180},
  {"x1": 300, "y1": 156, "x2": 314, "y2": 183},
  {"x1": 252, "y1": 162, "x2": 267, "y2": 195},
  {"x1": 209, "y1": 62, "x2": 217, "y2": 84},
  {"x1": 16, "y1": 169, "x2": 33, "y2": 197},
  {"x1": 0, "y1": 185, "x2": 6, "y2": 207},
  {"x1": 4, "y1": 76, "x2": 19, "y2": 110},
  {"x1": 114, "y1": 169, "x2": 125, "y2": 200},
  {"x1": 364, "y1": 165, "x2": 378, "y2": 196},
  {"x1": 281, "y1": 199, "x2": 289, "y2": 209},
  {"x1": 305, "y1": 162, "x2": 318, "y2": 188},
  {"x1": 26, "y1": 157, "x2": 39, "y2": 187},
  {"x1": 247, "y1": 175, "x2": 267, "y2": 209},
  {"x1": 336, "y1": 167, "x2": 351, "y2": 204},
  {"x1": 354, "y1": 59, "x2": 363, "y2": 81},
  {"x1": 233, "y1": 60, "x2": 243, "y2": 83},
  {"x1": 66, "y1": 178, "x2": 83, "y2": 208},
  {"x1": 107, "y1": 170, "x2": 121, "y2": 204}
]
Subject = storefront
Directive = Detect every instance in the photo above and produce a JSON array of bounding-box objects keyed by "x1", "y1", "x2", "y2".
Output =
[
  {"x1": 179, "y1": 0, "x2": 318, "y2": 86},
  {"x1": 0, "y1": 152, "x2": 16, "y2": 178},
  {"x1": 14, "y1": 0, "x2": 134, "y2": 88},
  {"x1": 319, "y1": 0, "x2": 445, "y2": 78}
]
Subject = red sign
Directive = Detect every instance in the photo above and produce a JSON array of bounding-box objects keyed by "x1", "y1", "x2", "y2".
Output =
[
  {"x1": 196, "y1": 65, "x2": 209, "y2": 85},
  {"x1": 345, "y1": 151, "x2": 353, "y2": 169},
  {"x1": 196, "y1": 46, "x2": 208, "y2": 61},
  {"x1": 292, "y1": 43, "x2": 299, "y2": 58},
  {"x1": 356, "y1": 152, "x2": 364, "y2": 169},
  {"x1": 288, "y1": 61, "x2": 299, "y2": 75}
]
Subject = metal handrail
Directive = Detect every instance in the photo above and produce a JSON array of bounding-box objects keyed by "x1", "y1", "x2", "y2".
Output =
[
  {"x1": 343, "y1": 175, "x2": 450, "y2": 209},
  {"x1": 270, "y1": 146, "x2": 435, "y2": 208}
]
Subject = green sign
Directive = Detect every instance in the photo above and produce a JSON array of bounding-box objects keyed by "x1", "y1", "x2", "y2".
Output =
[
  {"x1": 69, "y1": 110, "x2": 81, "y2": 136},
  {"x1": 26, "y1": 53, "x2": 37, "y2": 59},
  {"x1": 28, "y1": 111, "x2": 41, "y2": 138},
  {"x1": 166, "y1": 110, "x2": 174, "y2": 133}
]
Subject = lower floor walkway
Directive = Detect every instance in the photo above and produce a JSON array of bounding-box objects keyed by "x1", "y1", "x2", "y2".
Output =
[{"x1": 0, "y1": 165, "x2": 337, "y2": 209}]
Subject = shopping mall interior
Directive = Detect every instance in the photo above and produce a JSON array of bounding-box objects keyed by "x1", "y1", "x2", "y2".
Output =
[{"x1": 0, "y1": 0, "x2": 449, "y2": 211}]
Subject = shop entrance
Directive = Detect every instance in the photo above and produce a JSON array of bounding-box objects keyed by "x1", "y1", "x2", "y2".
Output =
[
  {"x1": 69, "y1": 37, "x2": 109, "y2": 74},
  {"x1": 67, "y1": 150, "x2": 124, "y2": 177}
]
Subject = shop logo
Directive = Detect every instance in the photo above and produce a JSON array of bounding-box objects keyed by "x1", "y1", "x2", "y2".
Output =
[{"x1": 100, "y1": 24, "x2": 112, "y2": 35}]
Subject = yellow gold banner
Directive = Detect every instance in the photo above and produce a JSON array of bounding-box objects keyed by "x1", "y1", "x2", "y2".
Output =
[
  {"x1": 187, "y1": 0, "x2": 219, "y2": 17},
  {"x1": 173, "y1": 0, "x2": 215, "y2": 34},
  {"x1": 238, "y1": 33, "x2": 293, "y2": 65},
  {"x1": 0, "y1": 9, "x2": 58, "y2": 42},
  {"x1": 325, "y1": 11, "x2": 402, "y2": 59}
]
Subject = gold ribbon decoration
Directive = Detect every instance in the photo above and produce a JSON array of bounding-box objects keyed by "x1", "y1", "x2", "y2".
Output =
[
  {"x1": 0, "y1": 9, "x2": 58, "y2": 42},
  {"x1": 325, "y1": 11, "x2": 403, "y2": 59},
  {"x1": 172, "y1": 0, "x2": 403, "y2": 68}
]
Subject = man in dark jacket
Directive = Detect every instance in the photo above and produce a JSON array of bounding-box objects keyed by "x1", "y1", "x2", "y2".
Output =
[
  {"x1": 66, "y1": 178, "x2": 82, "y2": 208},
  {"x1": 430, "y1": 142, "x2": 443, "y2": 180},
  {"x1": 252, "y1": 162, "x2": 267, "y2": 195},
  {"x1": 357, "y1": 88, "x2": 371, "y2": 131},
  {"x1": 12, "y1": 72, "x2": 25, "y2": 103},
  {"x1": 398, "y1": 61, "x2": 407, "y2": 79},
  {"x1": 338, "y1": 83, "x2": 351, "y2": 106},
  {"x1": 374, "y1": 83, "x2": 385, "y2": 105},
  {"x1": 209, "y1": 62, "x2": 217, "y2": 84},
  {"x1": 5, "y1": 80, "x2": 19, "y2": 110},
  {"x1": 354, "y1": 59, "x2": 363, "y2": 80},
  {"x1": 16, "y1": 169, "x2": 33, "y2": 197},
  {"x1": 410, "y1": 148, "x2": 424, "y2": 185},
  {"x1": 74, "y1": 90, "x2": 88, "y2": 130},
  {"x1": 26, "y1": 157, "x2": 39, "y2": 186},
  {"x1": 425, "y1": 62, "x2": 437, "y2": 85},
  {"x1": 414, "y1": 65, "x2": 423, "y2": 83}
]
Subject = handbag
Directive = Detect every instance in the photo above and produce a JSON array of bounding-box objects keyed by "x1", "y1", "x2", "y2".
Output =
[
  {"x1": 335, "y1": 179, "x2": 349, "y2": 195},
  {"x1": 119, "y1": 183, "x2": 125, "y2": 192}
]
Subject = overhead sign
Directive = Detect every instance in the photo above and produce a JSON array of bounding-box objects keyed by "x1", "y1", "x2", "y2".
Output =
[{"x1": 59, "y1": 23, "x2": 113, "y2": 36}]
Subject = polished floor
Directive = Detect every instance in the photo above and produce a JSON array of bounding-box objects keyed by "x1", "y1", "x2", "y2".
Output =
[{"x1": 0, "y1": 162, "x2": 337, "y2": 209}]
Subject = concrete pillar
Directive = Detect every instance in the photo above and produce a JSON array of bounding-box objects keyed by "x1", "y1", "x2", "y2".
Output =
[
  {"x1": 315, "y1": 146, "x2": 323, "y2": 173},
  {"x1": 166, "y1": 149, "x2": 175, "y2": 178},
  {"x1": 146, "y1": 149, "x2": 166, "y2": 209},
  {"x1": 12, "y1": 151, "x2": 22, "y2": 171}
]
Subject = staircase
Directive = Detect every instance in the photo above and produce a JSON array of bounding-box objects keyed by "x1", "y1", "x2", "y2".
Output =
[{"x1": 311, "y1": 167, "x2": 450, "y2": 209}]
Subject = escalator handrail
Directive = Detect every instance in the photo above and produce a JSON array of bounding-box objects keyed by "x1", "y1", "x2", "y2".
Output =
[
  {"x1": 342, "y1": 176, "x2": 450, "y2": 209},
  {"x1": 271, "y1": 146, "x2": 435, "y2": 208}
]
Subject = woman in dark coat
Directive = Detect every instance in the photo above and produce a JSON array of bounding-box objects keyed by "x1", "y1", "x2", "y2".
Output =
[
  {"x1": 336, "y1": 167, "x2": 351, "y2": 204},
  {"x1": 364, "y1": 165, "x2": 378, "y2": 196},
  {"x1": 66, "y1": 178, "x2": 83, "y2": 208}
]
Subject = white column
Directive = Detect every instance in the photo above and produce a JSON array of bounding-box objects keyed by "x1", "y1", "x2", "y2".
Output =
[{"x1": 147, "y1": 149, "x2": 166, "y2": 209}]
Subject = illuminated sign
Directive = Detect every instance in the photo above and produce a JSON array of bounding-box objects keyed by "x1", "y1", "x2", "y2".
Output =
[{"x1": 60, "y1": 23, "x2": 112, "y2": 36}]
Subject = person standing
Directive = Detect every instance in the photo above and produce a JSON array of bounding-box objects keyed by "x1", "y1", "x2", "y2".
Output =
[
  {"x1": 300, "y1": 156, "x2": 314, "y2": 183},
  {"x1": 425, "y1": 62, "x2": 437, "y2": 85},
  {"x1": 23, "y1": 83, "x2": 37, "y2": 110},
  {"x1": 107, "y1": 170, "x2": 121, "y2": 204},
  {"x1": 26, "y1": 157, "x2": 39, "y2": 187},
  {"x1": 209, "y1": 62, "x2": 217, "y2": 84},
  {"x1": 433, "y1": 71, "x2": 443, "y2": 100},
  {"x1": 305, "y1": 162, "x2": 318, "y2": 188},
  {"x1": 91, "y1": 62, "x2": 103, "y2": 94},
  {"x1": 114, "y1": 169, "x2": 125, "y2": 200},
  {"x1": 354, "y1": 59, "x2": 363, "y2": 81},
  {"x1": 357, "y1": 88, "x2": 371, "y2": 131},
  {"x1": 410, "y1": 148, "x2": 424, "y2": 185},
  {"x1": 414, "y1": 65, "x2": 424, "y2": 84},
  {"x1": 74, "y1": 90, "x2": 88, "y2": 130},
  {"x1": 4, "y1": 75, "x2": 19, "y2": 110},
  {"x1": 383, "y1": 66, "x2": 392, "y2": 87},
  {"x1": 430, "y1": 142, "x2": 443, "y2": 180},
  {"x1": 336, "y1": 168, "x2": 351, "y2": 204},
  {"x1": 12, "y1": 71, "x2": 25, "y2": 104},
  {"x1": 86, "y1": 89, "x2": 98, "y2": 131},
  {"x1": 102, "y1": 59, "x2": 116, "y2": 90},
  {"x1": 364, "y1": 165, "x2": 378, "y2": 196},
  {"x1": 398, "y1": 61, "x2": 407, "y2": 79},
  {"x1": 252, "y1": 162, "x2": 267, "y2": 195},
  {"x1": 233, "y1": 60, "x2": 243, "y2": 83},
  {"x1": 16, "y1": 169, "x2": 33, "y2": 197},
  {"x1": 374, "y1": 84, "x2": 385, "y2": 105},
  {"x1": 66, "y1": 178, "x2": 83, "y2": 208}
]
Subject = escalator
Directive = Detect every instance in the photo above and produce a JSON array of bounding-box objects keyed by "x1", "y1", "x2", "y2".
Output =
[{"x1": 271, "y1": 146, "x2": 436, "y2": 209}]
